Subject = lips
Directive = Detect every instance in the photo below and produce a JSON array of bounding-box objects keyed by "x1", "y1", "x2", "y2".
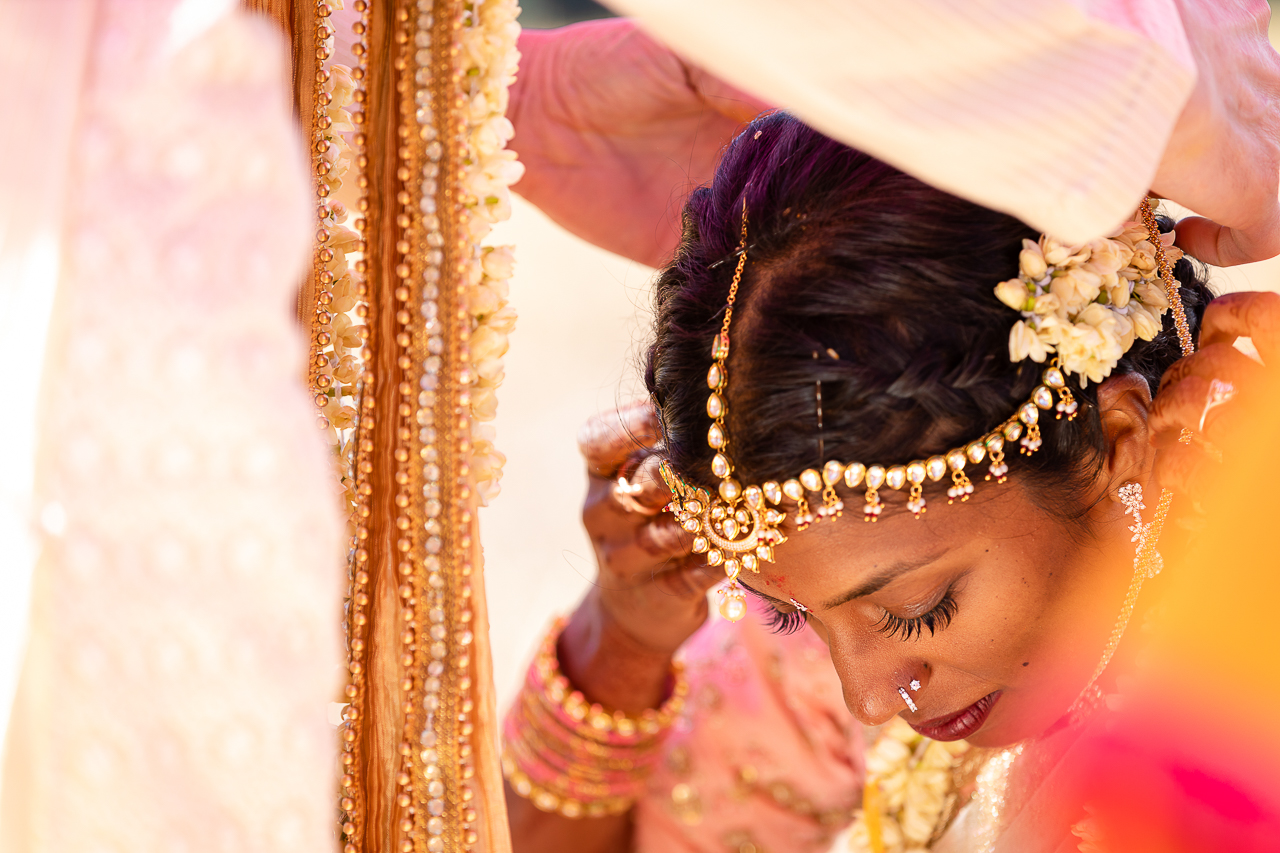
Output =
[{"x1": 907, "y1": 691, "x2": 1002, "y2": 741}]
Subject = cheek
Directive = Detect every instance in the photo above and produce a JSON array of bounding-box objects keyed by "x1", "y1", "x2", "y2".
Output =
[{"x1": 941, "y1": 552, "x2": 1070, "y2": 683}]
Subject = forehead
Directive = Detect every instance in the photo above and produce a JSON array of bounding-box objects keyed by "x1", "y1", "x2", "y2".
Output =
[{"x1": 747, "y1": 483, "x2": 1047, "y2": 601}]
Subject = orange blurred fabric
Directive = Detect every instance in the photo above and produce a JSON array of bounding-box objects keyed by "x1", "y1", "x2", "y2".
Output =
[{"x1": 1077, "y1": 377, "x2": 1280, "y2": 851}]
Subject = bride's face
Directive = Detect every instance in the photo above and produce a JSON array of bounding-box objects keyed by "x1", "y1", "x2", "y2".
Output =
[{"x1": 737, "y1": 375, "x2": 1156, "y2": 748}]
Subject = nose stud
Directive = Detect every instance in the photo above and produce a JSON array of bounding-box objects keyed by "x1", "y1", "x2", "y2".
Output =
[{"x1": 898, "y1": 686, "x2": 918, "y2": 713}]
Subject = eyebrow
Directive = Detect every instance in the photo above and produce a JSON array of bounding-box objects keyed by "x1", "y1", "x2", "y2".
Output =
[
  {"x1": 819, "y1": 548, "x2": 949, "y2": 611},
  {"x1": 738, "y1": 547, "x2": 950, "y2": 613}
]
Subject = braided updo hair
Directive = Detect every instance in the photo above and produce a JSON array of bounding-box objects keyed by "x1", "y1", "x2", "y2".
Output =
[{"x1": 644, "y1": 112, "x2": 1213, "y2": 523}]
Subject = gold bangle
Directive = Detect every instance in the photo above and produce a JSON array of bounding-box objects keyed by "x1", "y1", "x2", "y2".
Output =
[
  {"x1": 502, "y1": 752, "x2": 637, "y2": 820},
  {"x1": 501, "y1": 618, "x2": 686, "y2": 818},
  {"x1": 533, "y1": 617, "x2": 688, "y2": 742}
]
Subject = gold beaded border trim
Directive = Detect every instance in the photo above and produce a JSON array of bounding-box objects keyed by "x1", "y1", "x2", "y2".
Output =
[
  {"x1": 336, "y1": 1, "x2": 512, "y2": 850},
  {"x1": 308, "y1": 2, "x2": 367, "y2": 517},
  {"x1": 337, "y1": 0, "x2": 375, "y2": 849},
  {"x1": 305, "y1": 3, "x2": 330, "y2": 402}
]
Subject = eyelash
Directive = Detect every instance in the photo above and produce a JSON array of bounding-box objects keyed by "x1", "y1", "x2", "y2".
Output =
[
  {"x1": 873, "y1": 588, "x2": 959, "y2": 641},
  {"x1": 763, "y1": 606, "x2": 808, "y2": 635}
]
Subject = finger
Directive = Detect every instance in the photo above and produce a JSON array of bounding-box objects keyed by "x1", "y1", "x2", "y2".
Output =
[
  {"x1": 1148, "y1": 374, "x2": 1238, "y2": 446},
  {"x1": 1200, "y1": 291, "x2": 1280, "y2": 364},
  {"x1": 1174, "y1": 209, "x2": 1280, "y2": 267},
  {"x1": 635, "y1": 513, "x2": 691, "y2": 560},
  {"x1": 583, "y1": 474, "x2": 651, "y2": 536},
  {"x1": 1153, "y1": 441, "x2": 1216, "y2": 501},
  {"x1": 1156, "y1": 343, "x2": 1265, "y2": 394},
  {"x1": 627, "y1": 453, "x2": 675, "y2": 512},
  {"x1": 1148, "y1": 372, "x2": 1208, "y2": 445},
  {"x1": 651, "y1": 555, "x2": 723, "y2": 600},
  {"x1": 577, "y1": 400, "x2": 661, "y2": 478},
  {"x1": 590, "y1": 452, "x2": 674, "y2": 519}
]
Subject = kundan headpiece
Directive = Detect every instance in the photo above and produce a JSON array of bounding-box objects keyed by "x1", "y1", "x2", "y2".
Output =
[{"x1": 658, "y1": 199, "x2": 1186, "y2": 621}]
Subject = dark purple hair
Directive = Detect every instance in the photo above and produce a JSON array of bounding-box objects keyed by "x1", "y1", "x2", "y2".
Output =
[{"x1": 644, "y1": 112, "x2": 1212, "y2": 522}]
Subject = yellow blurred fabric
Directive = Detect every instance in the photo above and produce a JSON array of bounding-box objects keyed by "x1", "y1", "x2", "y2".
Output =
[
  {"x1": 1081, "y1": 379, "x2": 1280, "y2": 851},
  {"x1": 1153, "y1": 389, "x2": 1280, "y2": 756}
]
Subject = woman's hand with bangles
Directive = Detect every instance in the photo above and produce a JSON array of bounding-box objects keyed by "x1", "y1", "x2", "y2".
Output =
[
  {"x1": 558, "y1": 400, "x2": 721, "y2": 714},
  {"x1": 1149, "y1": 291, "x2": 1279, "y2": 495}
]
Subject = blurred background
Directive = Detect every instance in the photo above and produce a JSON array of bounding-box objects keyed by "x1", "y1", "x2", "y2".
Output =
[
  {"x1": 480, "y1": 1, "x2": 1280, "y2": 711},
  {"x1": 517, "y1": 0, "x2": 612, "y2": 28}
]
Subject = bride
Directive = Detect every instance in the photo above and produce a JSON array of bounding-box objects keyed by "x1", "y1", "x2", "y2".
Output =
[{"x1": 501, "y1": 112, "x2": 1220, "y2": 852}]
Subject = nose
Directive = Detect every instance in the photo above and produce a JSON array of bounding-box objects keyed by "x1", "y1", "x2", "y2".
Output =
[
  {"x1": 827, "y1": 630, "x2": 918, "y2": 726},
  {"x1": 843, "y1": 680, "x2": 911, "y2": 726}
]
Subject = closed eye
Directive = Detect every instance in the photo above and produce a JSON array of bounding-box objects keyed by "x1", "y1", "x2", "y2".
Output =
[
  {"x1": 872, "y1": 587, "x2": 958, "y2": 641},
  {"x1": 737, "y1": 582, "x2": 809, "y2": 635},
  {"x1": 762, "y1": 606, "x2": 808, "y2": 635}
]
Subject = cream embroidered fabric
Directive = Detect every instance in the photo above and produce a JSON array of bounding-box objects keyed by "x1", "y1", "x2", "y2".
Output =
[
  {"x1": 0, "y1": 3, "x2": 343, "y2": 850},
  {"x1": 603, "y1": 0, "x2": 1196, "y2": 244}
]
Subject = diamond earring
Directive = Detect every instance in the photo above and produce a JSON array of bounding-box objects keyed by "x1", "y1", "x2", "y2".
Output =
[{"x1": 1118, "y1": 482, "x2": 1163, "y2": 579}]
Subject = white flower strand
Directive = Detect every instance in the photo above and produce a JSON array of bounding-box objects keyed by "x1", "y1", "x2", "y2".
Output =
[
  {"x1": 457, "y1": 0, "x2": 523, "y2": 506},
  {"x1": 996, "y1": 220, "x2": 1182, "y2": 386}
]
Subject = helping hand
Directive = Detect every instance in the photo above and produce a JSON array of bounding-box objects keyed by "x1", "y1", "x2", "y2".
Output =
[
  {"x1": 576, "y1": 400, "x2": 720, "y2": 655},
  {"x1": 1149, "y1": 291, "x2": 1279, "y2": 494},
  {"x1": 508, "y1": 20, "x2": 768, "y2": 268},
  {"x1": 1154, "y1": 0, "x2": 1280, "y2": 266}
]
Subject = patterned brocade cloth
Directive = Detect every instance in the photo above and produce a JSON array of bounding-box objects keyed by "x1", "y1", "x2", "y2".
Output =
[
  {"x1": 0, "y1": 4, "x2": 344, "y2": 850},
  {"x1": 635, "y1": 606, "x2": 864, "y2": 853},
  {"x1": 602, "y1": 0, "x2": 1195, "y2": 246}
]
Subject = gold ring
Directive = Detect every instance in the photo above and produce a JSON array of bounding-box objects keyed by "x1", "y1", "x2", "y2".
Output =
[{"x1": 612, "y1": 476, "x2": 659, "y2": 515}]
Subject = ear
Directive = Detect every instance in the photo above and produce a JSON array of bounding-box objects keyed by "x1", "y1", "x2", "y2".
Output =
[{"x1": 1095, "y1": 372, "x2": 1156, "y2": 499}]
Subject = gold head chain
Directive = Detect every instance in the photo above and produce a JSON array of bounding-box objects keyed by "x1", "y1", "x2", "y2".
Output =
[{"x1": 658, "y1": 198, "x2": 1191, "y2": 622}]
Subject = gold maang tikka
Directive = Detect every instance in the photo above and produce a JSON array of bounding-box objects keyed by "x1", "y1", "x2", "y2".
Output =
[{"x1": 657, "y1": 201, "x2": 1082, "y2": 622}]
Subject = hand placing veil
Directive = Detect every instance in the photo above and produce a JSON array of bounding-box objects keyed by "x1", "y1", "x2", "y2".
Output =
[
  {"x1": 1150, "y1": 290, "x2": 1280, "y2": 495},
  {"x1": 508, "y1": 22, "x2": 767, "y2": 268},
  {"x1": 512, "y1": 0, "x2": 1280, "y2": 267}
]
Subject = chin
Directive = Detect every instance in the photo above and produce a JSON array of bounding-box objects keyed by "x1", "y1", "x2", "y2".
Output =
[{"x1": 959, "y1": 716, "x2": 1018, "y2": 749}]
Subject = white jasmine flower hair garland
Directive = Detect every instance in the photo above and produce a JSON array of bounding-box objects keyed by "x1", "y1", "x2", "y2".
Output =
[{"x1": 995, "y1": 218, "x2": 1182, "y2": 386}]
